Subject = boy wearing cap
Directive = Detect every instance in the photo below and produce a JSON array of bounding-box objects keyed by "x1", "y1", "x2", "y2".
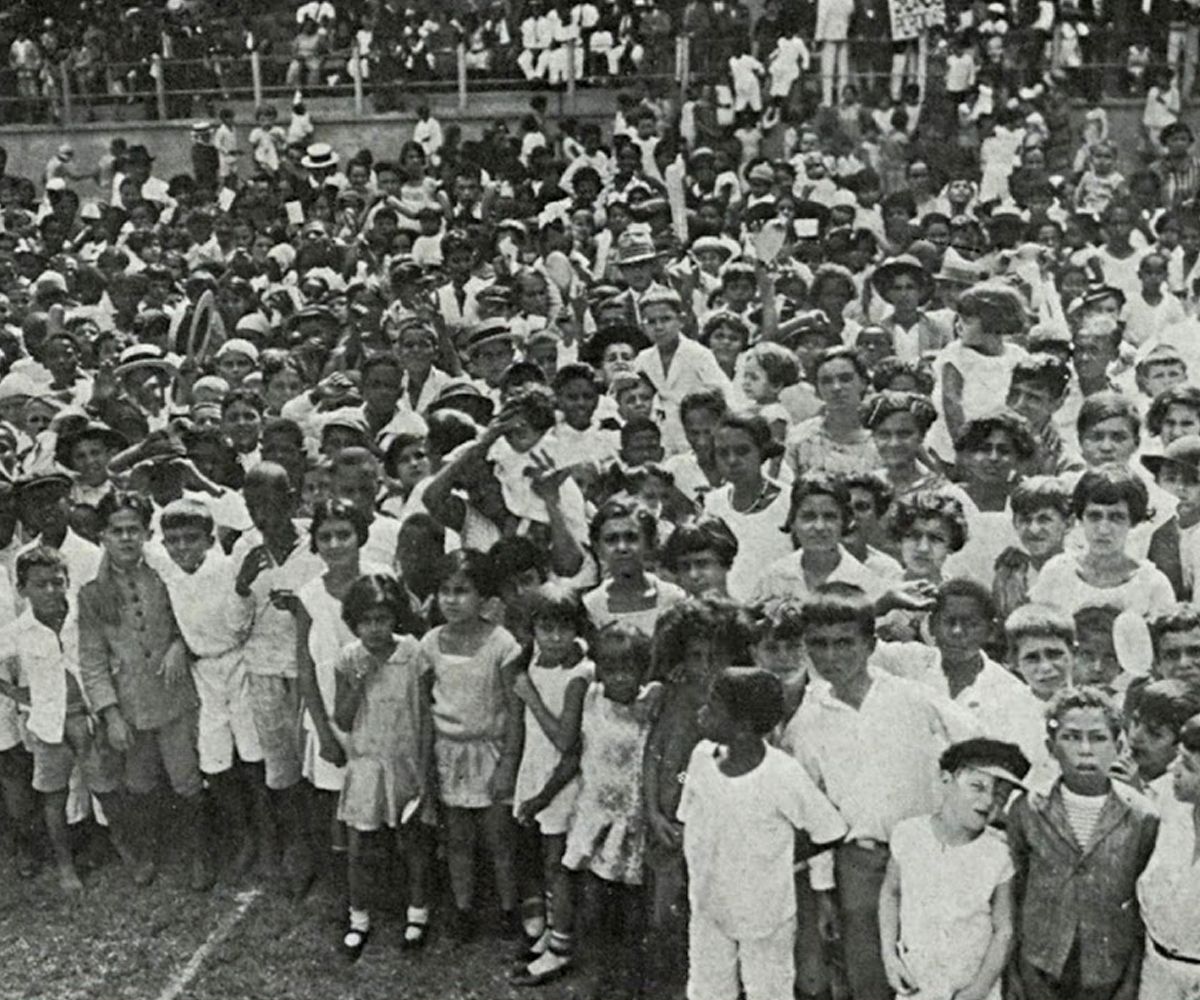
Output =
[
  {"x1": 14, "y1": 472, "x2": 102, "y2": 603},
  {"x1": 1007, "y1": 687, "x2": 1159, "y2": 1000},
  {"x1": 880, "y1": 738, "x2": 1028, "y2": 1000}
]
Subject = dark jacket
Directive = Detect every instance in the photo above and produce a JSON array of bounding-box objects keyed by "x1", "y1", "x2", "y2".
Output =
[
  {"x1": 1148, "y1": 516, "x2": 1189, "y2": 601},
  {"x1": 1008, "y1": 780, "x2": 1159, "y2": 988}
]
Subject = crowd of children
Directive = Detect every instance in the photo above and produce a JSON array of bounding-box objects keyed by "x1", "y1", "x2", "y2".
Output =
[{"x1": 4, "y1": 56, "x2": 1200, "y2": 1000}]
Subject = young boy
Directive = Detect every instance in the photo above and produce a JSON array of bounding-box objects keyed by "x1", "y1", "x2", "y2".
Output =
[
  {"x1": 1007, "y1": 686, "x2": 1160, "y2": 1000},
  {"x1": 633, "y1": 286, "x2": 730, "y2": 456},
  {"x1": 156, "y1": 498, "x2": 262, "y2": 873},
  {"x1": 994, "y1": 476, "x2": 1074, "y2": 622},
  {"x1": 1143, "y1": 435, "x2": 1200, "y2": 599},
  {"x1": 0, "y1": 547, "x2": 124, "y2": 892},
  {"x1": 1005, "y1": 602, "x2": 1077, "y2": 703},
  {"x1": 660, "y1": 515, "x2": 737, "y2": 598},
  {"x1": 680, "y1": 667, "x2": 847, "y2": 1000},
  {"x1": 619, "y1": 417, "x2": 665, "y2": 468},
  {"x1": 1149, "y1": 602, "x2": 1200, "y2": 687},
  {"x1": 77, "y1": 491, "x2": 213, "y2": 891},
  {"x1": 547, "y1": 363, "x2": 620, "y2": 470},
  {"x1": 1118, "y1": 678, "x2": 1200, "y2": 799},
  {"x1": 1006, "y1": 355, "x2": 1081, "y2": 477}
]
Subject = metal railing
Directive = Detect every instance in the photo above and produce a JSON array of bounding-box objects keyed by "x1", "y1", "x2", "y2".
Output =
[{"x1": 0, "y1": 25, "x2": 1184, "y2": 126}]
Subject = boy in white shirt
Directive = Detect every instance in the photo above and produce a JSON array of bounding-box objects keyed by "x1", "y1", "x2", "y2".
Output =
[
  {"x1": 157, "y1": 499, "x2": 261, "y2": 873},
  {"x1": 679, "y1": 667, "x2": 847, "y2": 1000}
]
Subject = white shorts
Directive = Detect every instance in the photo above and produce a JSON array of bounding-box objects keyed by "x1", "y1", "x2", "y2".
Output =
[
  {"x1": 194, "y1": 650, "x2": 262, "y2": 775},
  {"x1": 687, "y1": 909, "x2": 796, "y2": 1000},
  {"x1": 1139, "y1": 942, "x2": 1200, "y2": 1000}
]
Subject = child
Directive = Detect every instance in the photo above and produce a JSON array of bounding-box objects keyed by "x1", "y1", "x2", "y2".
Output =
[
  {"x1": 1132, "y1": 344, "x2": 1188, "y2": 409},
  {"x1": 560, "y1": 623, "x2": 656, "y2": 998},
  {"x1": 660, "y1": 515, "x2": 738, "y2": 598},
  {"x1": 1004, "y1": 602, "x2": 1076, "y2": 704},
  {"x1": 156, "y1": 498, "x2": 260, "y2": 875},
  {"x1": 1122, "y1": 253, "x2": 1185, "y2": 347},
  {"x1": 737, "y1": 341, "x2": 801, "y2": 449},
  {"x1": 1007, "y1": 687, "x2": 1159, "y2": 1000},
  {"x1": 1005, "y1": 357, "x2": 1079, "y2": 477},
  {"x1": 1143, "y1": 435, "x2": 1200, "y2": 600},
  {"x1": 332, "y1": 574, "x2": 431, "y2": 958},
  {"x1": 510, "y1": 586, "x2": 593, "y2": 984},
  {"x1": 1118, "y1": 678, "x2": 1200, "y2": 799},
  {"x1": 861, "y1": 390, "x2": 944, "y2": 496},
  {"x1": 77, "y1": 490, "x2": 213, "y2": 891},
  {"x1": 993, "y1": 475, "x2": 1074, "y2": 621},
  {"x1": 880, "y1": 738, "x2": 1027, "y2": 1000},
  {"x1": 619, "y1": 417, "x2": 665, "y2": 468},
  {"x1": 419, "y1": 549, "x2": 525, "y2": 940},
  {"x1": 1073, "y1": 140, "x2": 1125, "y2": 217},
  {"x1": 0, "y1": 547, "x2": 124, "y2": 892},
  {"x1": 679, "y1": 667, "x2": 847, "y2": 1000}
]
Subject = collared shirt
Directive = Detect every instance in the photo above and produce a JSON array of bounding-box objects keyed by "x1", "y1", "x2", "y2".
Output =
[
  {"x1": 1138, "y1": 792, "x2": 1200, "y2": 960},
  {"x1": 786, "y1": 670, "x2": 979, "y2": 843},
  {"x1": 635, "y1": 338, "x2": 731, "y2": 456},
  {"x1": 156, "y1": 549, "x2": 253, "y2": 660},
  {"x1": 232, "y1": 525, "x2": 326, "y2": 678},
  {"x1": 17, "y1": 528, "x2": 102, "y2": 603},
  {"x1": 751, "y1": 545, "x2": 897, "y2": 605},
  {"x1": 1153, "y1": 154, "x2": 1200, "y2": 208},
  {"x1": 78, "y1": 558, "x2": 196, "y2": 730},
  {"x1": 0, "y1": 608, "x2": 82, "y2": 744}
]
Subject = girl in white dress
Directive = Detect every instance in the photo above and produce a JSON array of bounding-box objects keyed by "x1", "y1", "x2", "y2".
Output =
[
  {"x1": 703, "y1": 412, "x2": 791, "y2": 601},
  {"x1": 880, "y1": 738, "x2": 1027, "y2": 1000}
]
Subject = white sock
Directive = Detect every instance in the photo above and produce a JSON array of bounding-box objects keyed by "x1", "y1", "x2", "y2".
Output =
[
  {"x1": 404, "y1": 906, "x2": 429, "y2": 942},
  {"x1": 529, "y1": 928, "x2": 551, "y2": 956},
  {"x1": 349, "y1": 907, "x2": 370, "y2": 933}
]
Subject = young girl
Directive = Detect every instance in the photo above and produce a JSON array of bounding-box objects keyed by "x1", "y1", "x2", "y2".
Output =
[
  {"x1": 510, "y1": 586, "x2": 593, "y2": 984},
  {"x1": 861, "y1": 389, "x2": 945, "y2": 496},
  {"x1": 681, "y1": 667, "x2": 847, "y2": 1000},
  {"x1": 583, "y1": 498, "x2": 686, "y2": 636},
  {"x1": 702, "y1": 412, "x2": 791, "y2": 601},
  {"x1": 1073, "y1": 140, "x2": 1125, "y2": 217},
  {"x1": 880, "y1": 738, "x2": 1026, "y2": 1000},
  {"x1": 420, "y1": 549, "x2": 525, "y2": 940},
  {"x1": 332, "y1": 575, "x2": 431, "y2": 959},
  {"x1": 737, "y1": 342, "x2": 800, "y2": 472},
  {"x1": 561, "y1": 623, "x2": 656, "y2": 999}
]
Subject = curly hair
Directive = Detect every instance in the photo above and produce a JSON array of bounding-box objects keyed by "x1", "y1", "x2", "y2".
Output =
[
  {"x1": 1046, "y1": 685, "x2": 1123, "y2": 738},
  {"x1": 954, "y1": 409, "x2": 1038, "y2": 461},
  {"x1": 871, "y1": 358, "x2": 935, "y2": 394},
  {"x1": 888, "y1": 489, "x2": 969, "y2": 552},
  {"x1": 1071, "y1": 467, "x2": 1151, "y2": 524},
  {"x1": 1146, "y1": 384, "x2": 1200, "y2": 437},
  {"x1": 860, "y1": 390, "x2": 938, "y2": 433}
]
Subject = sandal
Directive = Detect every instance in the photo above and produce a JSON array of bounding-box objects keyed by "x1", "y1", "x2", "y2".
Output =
[{"x1": 341, "y1": 926, "x2": 370, "y2": 961}]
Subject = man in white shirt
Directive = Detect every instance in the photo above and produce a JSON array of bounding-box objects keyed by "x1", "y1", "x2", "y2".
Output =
[{"x1": 784, "y1": 586, "x2": 979, "y2": 1000}]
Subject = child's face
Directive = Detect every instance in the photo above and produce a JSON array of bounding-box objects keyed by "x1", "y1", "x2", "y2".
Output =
[
  {"x1": 501, "y1": 414, "x2": 544, "y2": 454},
  {"x1": 1080, "y1": 500, "x2": 1132, "y2": 559},
  {"x1": 102, "y1": 509, "x2": 148, "y2": 567},
  {"x1": 696, "y1": 690, "x2": 738, "y2": 745},
  {"x1": 1011, "y1": 635, "x2": 1073, "y2": 701},
  {"x1": 901, "y1": 516, "x2": 954, "y2": 580},
  {"x1": 557, "y1": 377, "x2": 599, "y2": 431},
  {"x1": 621, "y1": 429, "x2": 664, "y2": 467},
  {"x1": 437, "y1": 571, "x2": 484, "y2": 624},
  {"x1": 70, "y1": 438, "x2": 114, "y2": 486},
  {"x1": 940, "y1": 766, "x2": 1001, "y2": 835},
  {"x1": 533, "y1": 616, "x2": 579, "y2": 666},
  {"x1": 1157, "y1": 625, "x2": 1200, "y2": 686},
  {"x1": 616, "y1": 383, "x2": 655, "y2": 423},
  {"x1": 217, "y1": 352, "x2": 256, "y2": 386},
  {"x1": 223, "y1": 400, "x2": 262, "y2": 450},
  {"x1": 19, "y1": 563, "x2": 68, "y2": 620},
  {"x1": 1173, "y1": 745, "x2": 1200, "y2": 804},
  {"x1": 739, "y1": 358, "x2": 776, "y2": 405},
  {"x1": 707, "y1": 323, "x2": 746, "y2": 370},
  {"x1": 1014, "y1": 506, "x2": 1070, "y2": 561},
  {"x1": 682, "y1": 405, "x2": 719, "y2": 459},
  {"x1": 931, "y1": 593, "x2": 991, "y2": 663},
  {"x1": 789, "y1": 494, "x2": 843, "y2": 553},
  {"x1": 392, "y1": 441, "x2": 430, "y2": 489},
  {"x1": 314, "y1": 516, "x2": 361, "y2": 571},
  {"x1": 803, "y1": 621, "x2": 873, "y2": 689},
  {"x1": 596, "y1": 514, "x2": 646, "y2": 575},
  {"x1": 1140, "y1": 361, "x2": 1187, "y2": 399},
  {"x1": 962, "y1": 430, "x2": 1019, "y2": 487},
  {"x1": 1156, "y1": 463, "x2": 1200, "y2": 523},
  {"x1": 1140, "y1": 256, "x2": 1168, "y2": 292},
  {"x1": 1006, "y1": 379, "x2": 1061, "y2": 427},
  {"x1": 594, "y1": 640, "x2": 641, "y2": 703},
  {"x1": 357, "y1": 605, "x2": 396, "y2": 654},
  {"x1": 752, "y1": 632, "x2": 806, "y2": 678},
  {"x1": 1127, "y1": 711, "x2": 1178, "y2": 783},
  {"x1": 714, "y1": 425, "x2": 763, "y2": 486},
  {"x1": 299, "y1": 467, "x2": 329, "y2": 515},
  {"x1": 468, "y1": 339, "x2": 515, "y2": 388},
  {"x1": 333, "y1": 466, "x2": 379, "y2": 517},
  {"x1": 873, "y1": 411, "x2": 923, "y2": 469},
  {"x1": 1160, "y1": 404, "x2": 1200, "y2": 446},
  {"x1": 1050, "y1": 707, "x2": 1119, "y2": 793},
  {"x1": 642, "y1": 303, "x2": 682, "y2": 347},
  {"x1": 855, "y1": 330, "x2": 893, "y2": 370},
  {"x1": 673, "y1": 548, "x2": 727, "y2": 597},
  {"x1": 1092, "y1": 149, "x2": 1116, "y2": 175},
  {"x1": 161, "y1": 524, "x2": 212, "y2": 573},
  {"x1": 1080, "y1": 415, "x2": 1137, "y2": 468},
  {"x1": 1074, "y1": 623, "x2": 1122, "y2": 687}
]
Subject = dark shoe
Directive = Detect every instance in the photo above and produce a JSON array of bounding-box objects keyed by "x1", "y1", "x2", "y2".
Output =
[
  {"x1": 231, "y1": 835, "x2": 257, "y2": 877},
  {"x1": 283, "y1": 842, "x2": 315, "y2": 901},
  {"x1": 451, "y1": 907, "x2": 476, "y2": 944},
  {"x1": 511, "y1": 947, "x2": 575, "y2": 987},
  {"x1": 131, "y1": 858, "x2": 157, "y2": 887},
  {"x1": 189, "y1": 850, "x2": 216, "y2": 893},
  {"x1": 340, "y1": 925, "x2": 370, "y2": 961},
  {"x1": 498, "y1": 908, "x2": 523, "y2": 940}
]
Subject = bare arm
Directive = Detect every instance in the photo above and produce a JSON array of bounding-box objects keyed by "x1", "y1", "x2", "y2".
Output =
[
  {"x1": 515, "y1": 671, "x2": 588, "y2": 753},
  {"x1": 333, "y1": 667, "x2": 368, "y2": 732},
  {"x1": 952, "y1": 879, "x2": 1014, "y2": 1000},
  {"x1": 879, "y1": 855, "x2": 919, "y2": 996}
]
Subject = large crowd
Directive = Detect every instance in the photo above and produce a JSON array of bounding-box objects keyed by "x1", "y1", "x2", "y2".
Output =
[{"x1": 2, "y1": 50, "x2": 1200, "y2": 1000}]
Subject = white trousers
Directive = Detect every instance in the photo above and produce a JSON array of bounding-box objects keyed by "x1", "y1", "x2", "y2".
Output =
[
  {"x1": 687, "y1": 910, "x2": 796, "y2": 1000},
  {"x1": 1139, "y1": 942, "x2": 1200, "y2": 1000}
]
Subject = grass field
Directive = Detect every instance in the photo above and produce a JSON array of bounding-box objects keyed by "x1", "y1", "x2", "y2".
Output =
[{"x1": 0, "y1": 817, "x2": 686, "y2": 1000}]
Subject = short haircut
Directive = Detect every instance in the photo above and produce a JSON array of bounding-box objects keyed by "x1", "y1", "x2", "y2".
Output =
[
  {"x1": 954, "y1": 409, "x2": 1037, "y2": 461},
  {"x1": 382, "y1": 432, "x2": 426, "y2": 477},
  {"x1": 528, "y1": 582, "x2": 589, "y2": 635},
  {"x1": 589, "y1": 497, "x2": 657, "y2": 550},
  {"x1": 1146, "y1": 384, "x2": 1200, "y2": 437},
  {"x1": 552, "y1": 362, "x2": 601, "y2": 394},
  {"x1": 341, "y1": 572, "x2": 421, "y2": 635},
  {"x1": 1046, "y1": 685, "x2": 1123, "y2": 738},
  {"x1": 261, "y1": 416, "x2": 305, "y2": 451},
  {"x1": 360, "y1": 354, "x2": 404, "y2": 382},
  {"x1": 680, "y1": 387, "x2": 728, "y2": 423},
  {"x1": 861, "y1": 390, "x2": 938, "y2": 433},
  {"x1": 1077, "y1": 391, "x2": 1140, "y2": 441},
  {"x1": 743, "y1": 342, "x2": 800, "y2": 389},
  {"x1": 660, "y1": 515, "x2": 739, "y2": 572},
  {"x1": 612, "y1": 372, "x2": 657, "y2": 401},
  {"x1": 956, "y1": 282, "x2": 1029, "y2": 338},
  {"x1": 1071, "y1": 467, "x2": 1151, "y2": 524},
  {"x1": 814, "y1": 345, "x2": 870, "y2": 384},
  {"x1": 620, "y1": 416, "x2": 662, "y2": 448},
  {"x1": 798, "y1": 584, "x2": 876, "y2": 640},
  {"x1": 160, "y1": 499, "x2": 215, "y2": 535},
  {"x1": 332, "y1": 446, "x2": 381, "y2": 478},
  {"x1": 97, "y1": 490, "x2": 154, "y2": 530},
  {"x1": 221, "y1": 386, "x2": 265, "y2": 415},
  {"x1": 751, "y1": 598, "x2": 807, "y2": 642},
  {"x1": 1005, "y1": 602, "x2": 1076, "y2": 655},
  {"x1": 1180, "y1": 714, "x2": 1200, "y2": 755},
  {"x1": 843, "y1": 471, "x2": 895, "y2": 518},
  {"x1": 487, "y1": 535, "x2": 549, "y2": 585},
  {"x1": 889, "y1": 490, "x2": 968, "y2": 551},
  {"x1": 1149, "y1": 602, "x2": 1200, "y2": 657},
  {"x1": 651, "y1": 597, "x2": 756, "y2": 679},
  {"x1": 932, "y1": 576, "x2": 996, "y2": 622},
  {"x1": 592, "y1": 622, "x2": 652, "y2": 679},
  {"x1": 308, "y1": 497, "x2": 371, "y2": 552},
  {"x1": 15, "y1": 545, "x2": 67, "y2": 588},
  {"x1": 710, "y1": 667, "x2": 785, "y2": 736},
  {"x1": 426, "y1": 410, "x2": 478, "y2": 460},
  {"x1": 1010, "y1": 354, "x2": 1071, "y2": 399},
  {"x1": 434, "y1": 548, "x2": 499, "y2": 598},
  {"x1": 1125, "y1": 678, "x2": 1200, "y2": 734},
  {"x1": 717, "y1": 411, "x2": 784, "y2": 461},
  {"x1": 1010, "y1": 475, "x2": 1073, "y2": 519},
  {"x1": 785, "y1": 473, "x2": 853, "y2": 536}
]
